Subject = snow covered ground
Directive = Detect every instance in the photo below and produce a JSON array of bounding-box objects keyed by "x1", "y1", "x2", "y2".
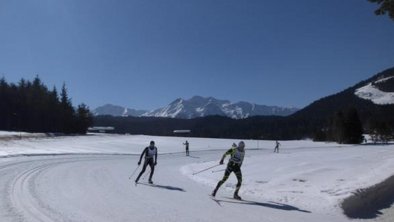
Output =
[
  {"x1": 0, "y1": 131, "x2": 393, "y2": 221},
  {"x1": 354, "y1": 76, "x2": 394, "y2": 105}
]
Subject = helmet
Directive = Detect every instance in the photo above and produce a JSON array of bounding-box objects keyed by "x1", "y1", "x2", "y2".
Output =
[
  {"x1": 150, "y1": 141, "x2": 155, "y2": 145},
  {"x1": 238, "y1": 141, "x2": 245, "y2": 148}
]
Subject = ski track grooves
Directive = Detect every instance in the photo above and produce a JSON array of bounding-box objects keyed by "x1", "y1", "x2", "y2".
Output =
[
  {"x1": 11, "y1": 162, "x2": 61, "y2": 222},
  {"x1": 3, "y1": 156, "x2": 117, "y2": 222},
  {"x1": 0, "y1": 152, "x2": 351, "y2": 222}
]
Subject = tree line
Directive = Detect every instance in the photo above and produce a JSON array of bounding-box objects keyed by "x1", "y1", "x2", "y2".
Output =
[
  {"x1": 94, "y1": 104, "x2": 393, "y2": 145},
  {"x1": 0, "y1": 76, "x2": 93, "y2": 134},
  {"x1": 313, "y1": 107, "x2": 364, "y2": 144}
]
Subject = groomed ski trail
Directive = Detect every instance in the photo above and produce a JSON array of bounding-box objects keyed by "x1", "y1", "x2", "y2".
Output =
[{"x1": 0, "y1": 151, "x2": 348, "y2": 222}]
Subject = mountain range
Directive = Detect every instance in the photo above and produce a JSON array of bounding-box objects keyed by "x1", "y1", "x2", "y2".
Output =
[
  {"x1": 94, "y1": 96, "x2": 299, "y2": 119},
  {"x1": 93, "y1": 67, "x2": 394, "y2": 140}
]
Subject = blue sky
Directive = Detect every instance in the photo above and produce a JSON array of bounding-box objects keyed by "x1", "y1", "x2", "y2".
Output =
[{"x1": 1, "y1": 0, "x2": 394, "y2": 110}]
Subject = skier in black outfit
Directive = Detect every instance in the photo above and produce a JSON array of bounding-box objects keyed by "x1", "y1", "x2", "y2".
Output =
[
  {"x1": 212, "y1": 141, "x2": 245, "y2": 200},
  {"x1": 274, "y1": 140, "x2": 280, "y2": 153},
  {"x1": 184, "y1": 140, "x2": 189, "y2": 156},
  {"x1": 135, "y1": 141, "x2": 158, "y2": 184}
]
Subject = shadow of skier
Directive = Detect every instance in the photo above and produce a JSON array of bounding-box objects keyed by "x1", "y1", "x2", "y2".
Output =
[
  {"x1": 187, "y1": 155, "x2": 200, "y2": 159},
  {"x1": 218, "y1": 198, "x2": 311, "y2": 213},
  {"x1": 138, "y1": 182, "x2": 186, "y2": 192}
]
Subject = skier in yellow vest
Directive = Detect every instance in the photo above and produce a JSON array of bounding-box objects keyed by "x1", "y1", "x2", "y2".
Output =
[{"x1": 212, "y1": 141, "x2": 245, "y2": 200}]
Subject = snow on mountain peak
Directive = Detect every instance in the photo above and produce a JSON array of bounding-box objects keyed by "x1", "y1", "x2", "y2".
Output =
[
  {"x1": 95, "y1": 96, "x2": 299, "y2": 119},
  {"x1": 143, "y1": 96, "x2": 298, "y2": 119}
]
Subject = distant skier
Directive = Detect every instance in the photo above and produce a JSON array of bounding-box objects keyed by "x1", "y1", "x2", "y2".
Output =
[
  {"x1": 211, "y1": 141, "x2": 245, "y2": 200},
  {"x1": 184, "y1": 140, "x2": 189, "y2": 156},
  {"x1": 135, "y1": 141, "x2": 158, "y2": 184},
  {"x1": 274, "y1": 140, "x2": 280, "y2": 153}
]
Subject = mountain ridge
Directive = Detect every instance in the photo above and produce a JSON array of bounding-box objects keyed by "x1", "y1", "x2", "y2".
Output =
[
  {"x1": 94, "y1": 96, "x2": 298, "y2": 119},
  {"x1": 93, "y1": 66, "x2": 394, "y2": 140}
]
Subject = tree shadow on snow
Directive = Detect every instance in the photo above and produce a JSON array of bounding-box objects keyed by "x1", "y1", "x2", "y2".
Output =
[
  {"x1": 218, "y1": 198, "x2": 311, "y2": 213},
  {"x1": 138, "y1": 182, "x2": 186, "y2": 192}
]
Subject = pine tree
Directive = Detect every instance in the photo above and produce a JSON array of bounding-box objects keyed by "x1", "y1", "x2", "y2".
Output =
[
  {"x1": 76, "y1": 104, "x2": 93, "y2": 134},
  {"x1": 60, "y1": 83, "x2": 75, "y2": 133},
  {"x1": 47, "y1": 87, "x2": 60, "y2": 132},
  {"x1": 369, "y1": 0, "x2": 394, "y2": 20},
  {"x1": 332, "y1": 111, "x2": 346, "y2": 143},
  {"x1": 343, "y1": 108, "x2": 363, "y2": 144},
  {"x1": 0, "y1": 77, "x2": 92, "y2": 134},
  {"x1": 0, "y1": 78, "x2": 10, "y2": 130},
  {"x1": 329, "y1": 108, "x2": 363, "y2": 144},
  {"x1": 369, "y1": 119, "x2": 391, "y2": 143}
]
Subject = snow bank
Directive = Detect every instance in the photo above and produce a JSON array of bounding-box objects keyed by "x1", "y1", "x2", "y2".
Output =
[
  {"x1": 342, "y1": 175, "x2": 394, "y2": 219},
  {"x1": 181, "y1": 144, "x2": 394, "y2": 216}
]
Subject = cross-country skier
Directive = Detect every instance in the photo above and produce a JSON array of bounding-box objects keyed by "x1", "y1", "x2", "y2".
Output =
[
  {"x1": 184, "y1": 140, "x2": 189, "y2": 156},
  {"x1": 274, "y1": 140, "x2": 280, "y2": 153},
  {"x1": 211, "y1": 141, "x2": 245, "y2": 200},
  {"x1": 135, "y1": 141, "x2": 158, "y2": 184}
]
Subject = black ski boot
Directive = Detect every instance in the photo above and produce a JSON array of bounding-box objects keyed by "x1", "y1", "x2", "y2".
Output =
[
  {"x1": 234, "y1": 193, "x2": 242, "y2": 200},
  {"x1": 148, "y1": 179, "x2": 153, "y2": 184},
  {"x1": 211, "y1": 188, "x2": 218, "y2": 197}
]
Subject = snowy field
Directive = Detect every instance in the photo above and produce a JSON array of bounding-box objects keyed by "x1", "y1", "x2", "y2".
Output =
[{"x1": 0, "y1": 131, "x2": 393, "y2": 221}]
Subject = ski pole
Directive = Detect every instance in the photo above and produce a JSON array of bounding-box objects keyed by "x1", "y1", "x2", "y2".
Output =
[
  {"x1": 128, "y1": 165, "x2": 140, "y2": 179},
  {"x1": 192, "y1": 164, "x2": 220, "y2": 175}
]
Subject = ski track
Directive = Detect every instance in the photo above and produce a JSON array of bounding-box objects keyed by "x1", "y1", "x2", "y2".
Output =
[
  {"x1": 11, "y1": 162, "x2": 64, "y2": 222},
  {"x1": 0, "y1": 157, "x2": 117, "y2": 222},
  {"x1": 0, "y1": 151, "x2": 375, "y2": 222}
]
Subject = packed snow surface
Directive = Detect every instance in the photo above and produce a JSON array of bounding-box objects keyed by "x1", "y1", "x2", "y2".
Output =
[{"x1": 0, "y1": 132, "x2": 393, "y2": 221}]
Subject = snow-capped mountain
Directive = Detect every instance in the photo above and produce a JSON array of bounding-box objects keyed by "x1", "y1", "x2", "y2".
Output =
[
  {"x1": 142, "y1": 96, "x2": 298, "y2": 119},
  {"x1": 94, "y1": 97, "x2": 298, "y2": 119},
  {"x1": 94, "y1": 104, "x2": 147, "y2": 117},
  {"x1": 355, "y1": 76, "x2": 394, "y2": 105}
]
